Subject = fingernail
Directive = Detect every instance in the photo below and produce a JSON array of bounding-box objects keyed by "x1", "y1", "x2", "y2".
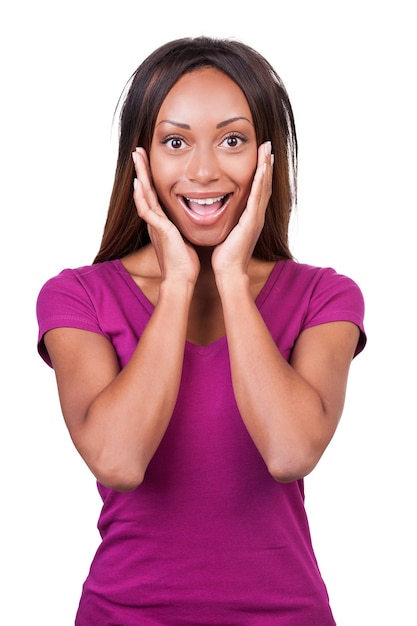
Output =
[
  {"x1": 133, "y1": 177, "x2": 138, "y2": 189},
  {"x1": 264, "y1": 141, "x2": 271, "y2": 156},
  {"x1": 132, "y1": 152, "x2": 137, "y2": 164}
]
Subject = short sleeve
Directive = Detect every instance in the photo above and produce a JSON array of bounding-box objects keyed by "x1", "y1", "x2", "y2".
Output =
[
  {"x1": 36, "y1": 270, "x2": 105, "y2": 367},
  {"x1": 303, "y1": 268, "x2": 366, "y2": 357}
]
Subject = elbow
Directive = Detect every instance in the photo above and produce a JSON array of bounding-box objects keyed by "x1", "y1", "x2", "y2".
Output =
[
  {"x1": 86, "y1": 449, "x2": 146, "y2": 492},
  {"x1": 72, "y1": 420, "x2": 149, "y2": 492},
  {"x1": 264, "y1": 424, "x2": 334, "y2": 483},
  {"x1": 268, "y1": 463, "x2": 316, "y2": 483},
  {"x1": 266, "y1": 447, "x2": 322, "y2": 483},
  {"x1": 98, "y1": 472, "x2": 145, "y2": 493}
]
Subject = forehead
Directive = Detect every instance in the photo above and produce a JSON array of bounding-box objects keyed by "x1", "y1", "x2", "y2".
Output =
[{"x1": 156, "y1": 67, "x2": 253, "y2": 123}]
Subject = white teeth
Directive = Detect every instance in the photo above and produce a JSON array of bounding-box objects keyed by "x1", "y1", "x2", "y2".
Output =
[{"x1": 185, "y1": 195, "x2": 224, "y2": 205}]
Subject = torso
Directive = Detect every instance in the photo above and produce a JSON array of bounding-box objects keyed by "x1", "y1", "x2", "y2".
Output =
[{"x1": 121, "y1": 245, "x2": 276, "y2": 346}]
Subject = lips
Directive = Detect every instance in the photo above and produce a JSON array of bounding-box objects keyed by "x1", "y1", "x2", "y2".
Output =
[{"x1": 183, "y1": 194, "x2": 230, "y2": 216}]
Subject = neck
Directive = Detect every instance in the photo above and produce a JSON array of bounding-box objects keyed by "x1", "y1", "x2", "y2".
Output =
[
  {"x1": 194, "y1": 245, "x2": 214, "y2": 268},
  {"x1": 193, "y1": 245, "x2": 218, "y2": 296}
]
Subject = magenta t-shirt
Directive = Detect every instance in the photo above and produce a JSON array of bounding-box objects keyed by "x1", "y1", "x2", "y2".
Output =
[{"x1": 37, "y1": 259, "x2": 366, "y2": 625}]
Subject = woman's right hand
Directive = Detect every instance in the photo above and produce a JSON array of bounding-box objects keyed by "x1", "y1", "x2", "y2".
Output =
[{"x1": 132, "y1": 148, "x2": 200, "y2": 285}]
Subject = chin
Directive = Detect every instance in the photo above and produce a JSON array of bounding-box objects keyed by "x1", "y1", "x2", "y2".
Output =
[
  {"x1": 184, "y1": 230, "x2": 230, "y2": 249},
  {"x1": 180, "y1": 218, "x2": 238, "y2": 248}
]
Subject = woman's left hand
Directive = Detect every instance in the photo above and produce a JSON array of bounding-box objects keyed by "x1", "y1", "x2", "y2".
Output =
[{"x1": 211, "y1": 141, "x2": 273, "y2": 278}]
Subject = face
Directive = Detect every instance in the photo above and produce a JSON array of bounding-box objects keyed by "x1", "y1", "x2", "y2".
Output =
[{"x1": 149, "y1": 67, "x2": 258, "y2": 247}]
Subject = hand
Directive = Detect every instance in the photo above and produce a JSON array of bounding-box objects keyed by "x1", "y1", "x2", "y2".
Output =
[
  {"x1": 211, "y1": 141, "x2": 273, "y2": 279},
  {"x1": 132, "y1": 148, "x2": 200, "y2": 285}
]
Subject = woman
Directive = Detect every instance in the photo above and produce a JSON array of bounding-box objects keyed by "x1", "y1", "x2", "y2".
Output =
[{"x1": 37, "y1": 36, "x2": 366, "y2": 625}]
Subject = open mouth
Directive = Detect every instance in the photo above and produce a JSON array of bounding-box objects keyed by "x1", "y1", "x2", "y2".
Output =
[{"x1": 182, "y1": 194, "x2": 231, "y2": 216}]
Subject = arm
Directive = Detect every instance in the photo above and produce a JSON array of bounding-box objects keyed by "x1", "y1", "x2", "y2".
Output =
[
  {"x1": 213, "y1": 142, "x2": 360, "y2": 480},
  {"x1": 215, "y1": 273, "x2": 359, "y2": 481},
  {"x1": 45, "y1": 277, "x2": 194, "y2": 492},
  {"x1": 45, "y1": 149, "x2": 200, "y2": 492}
]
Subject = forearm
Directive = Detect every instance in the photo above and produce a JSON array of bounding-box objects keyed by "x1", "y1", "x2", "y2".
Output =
[
  {"x1": 217, "y1": 274, "x2": 329, "y2": 482},
  {"x1": 80, "y1": 280, "x2": 194, "y2": 490}
]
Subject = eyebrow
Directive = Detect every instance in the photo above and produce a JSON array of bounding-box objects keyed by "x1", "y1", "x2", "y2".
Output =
[
  {"x1": 156, "y1": 116, "x2": 253, "y2": 130},
  {"x1": 217, "y1": 116, "x2": 253, "y2": 129}
]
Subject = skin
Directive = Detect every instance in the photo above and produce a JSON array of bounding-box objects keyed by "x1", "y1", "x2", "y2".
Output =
[{"x1": 45, "y1": 68, "x2": 360, "y2": 491}]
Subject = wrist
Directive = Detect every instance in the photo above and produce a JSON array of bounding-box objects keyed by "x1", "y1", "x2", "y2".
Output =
[
  {"x1": 215, "y1": 271, "x2": 251, "y2": 300},
  {"x1": 159, "y1": 277, "x2": 196, "y2": 302}
]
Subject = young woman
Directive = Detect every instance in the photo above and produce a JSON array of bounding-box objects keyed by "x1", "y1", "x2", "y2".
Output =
[{"x1": 36, "y1": 36, "x2": 366, "y2": 625}]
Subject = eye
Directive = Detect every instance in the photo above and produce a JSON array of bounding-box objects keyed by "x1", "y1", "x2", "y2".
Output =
[
  {"x1": 161, "y1": 135, "x2": 186, "y2": 150},
  {"x1": 221, "y1": 133, "x2": 248, "y2": 149}
]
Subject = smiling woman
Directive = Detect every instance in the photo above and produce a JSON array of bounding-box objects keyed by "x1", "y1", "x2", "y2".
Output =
[
  {"x1": 148, "y1": 68, "x2": 258, "y2": 245},
  {"x1": 36, "y1": 36, "x2": 366, "y2": 625},
  {"x1": 94, "y1": 36, "x2": 297, "y2": 264}
]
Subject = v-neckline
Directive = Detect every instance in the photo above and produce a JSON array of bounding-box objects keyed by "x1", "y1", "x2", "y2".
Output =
[{"x1": 113, "y1": 258, "x2": 287, "y2": 352}]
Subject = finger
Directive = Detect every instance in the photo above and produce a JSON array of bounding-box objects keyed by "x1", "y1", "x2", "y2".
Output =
[
  {"x1": 133, "y1": 177, "x2": 176, "y2": 241},
  {"x1": 254, "y1": 142, "x2": 273, "y2": 210},
  {"x1": 132, "y1": 150, "x2": 157, "y2": 206},
  {"x1": 132, "y1": 150, "x2": 165, "y2": 218},
  {"x1": 134, "y1": 148, "x2": 155, "y2": 193},
  {"x1": 259, "y1": 141, "x2": 273, "y2": 206},
  {"x1": 243, "y1": 142, "x2": 273, "y2": 223}
]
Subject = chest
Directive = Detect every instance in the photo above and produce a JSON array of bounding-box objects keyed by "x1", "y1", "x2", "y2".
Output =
[{"x1": 187, "y1": 294, "x2": 225, "y2": 346}]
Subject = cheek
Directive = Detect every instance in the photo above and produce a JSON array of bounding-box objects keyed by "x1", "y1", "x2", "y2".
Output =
[
  {"x1": 239, "y1": 148, "x2": 258, "y2": 182},
  {"x1": 149, "y1": 152, "x2": 178, "y2": 197},
  {"x1": 239, "y1": 158, "x2": 258, "y2": 197},
  {"x1": 149, "y1": 157, "x2": 167, "y2": 200}
]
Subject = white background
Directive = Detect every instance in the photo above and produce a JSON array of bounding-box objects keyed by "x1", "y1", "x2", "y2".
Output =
[{"x1": 1, "y1": 1, "x2": 416, "y2": 624}]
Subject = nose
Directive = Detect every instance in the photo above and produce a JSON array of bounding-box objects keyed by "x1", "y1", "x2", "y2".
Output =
[{"x1": 185, "y1": 145, "x2": 221, "y2": 184}]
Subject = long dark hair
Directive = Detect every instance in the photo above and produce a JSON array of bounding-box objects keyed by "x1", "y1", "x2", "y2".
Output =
[{"x1": 94, "y1": 36, "x2": 298, "y2": 263}]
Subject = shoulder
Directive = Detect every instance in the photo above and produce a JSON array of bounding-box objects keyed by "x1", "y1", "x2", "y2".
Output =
[
  {"x1": 278, "y1": 260, "x2": 364, "y2": 302},
  {"x1": 36, "y1": 260, "x2": 132, "y2": 311},
  {"x1": 265, "y1": 260, "x2": 366, "y2": 355},
  {"x1": 36, "y1": 261, "x2": 126, "y2": 364},
  {"x1": 38, "y1": 260, "x2": 121, "y2": 291},
  {"x1": 294, "y1": 261, "x2": 366, "y2": 354}
]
